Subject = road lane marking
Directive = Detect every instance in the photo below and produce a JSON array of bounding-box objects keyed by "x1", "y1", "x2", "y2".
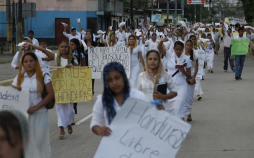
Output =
[{"x1": 76, "y1": 113, "x2": 93, "y2": 125}]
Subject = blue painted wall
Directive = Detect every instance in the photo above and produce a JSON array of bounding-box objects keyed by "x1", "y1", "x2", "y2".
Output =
[{"x1": 0, "y1": 11, "x2": 98, "y2": 38}]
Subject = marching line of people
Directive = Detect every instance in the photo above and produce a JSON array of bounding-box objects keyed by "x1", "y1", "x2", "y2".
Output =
[{"x1": 4, "y1": 18, "x2": 253, "y2": 158}]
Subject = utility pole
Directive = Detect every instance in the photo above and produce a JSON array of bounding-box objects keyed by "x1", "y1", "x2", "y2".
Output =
[
  {"x1": 18, "y1": 0, "x2": 22, "y2": 43},
  {"x1": 200, "y1": 5, "x2": 202, "y2": 22},
  {"x1": 152, "y1": 0, "x2": 154, "y2": 15},
  {"x1": 195, "y1": 5, "x2": 196, "y2": 23},
  {"x1": 6, "y1": 0, "x2": 11, "y2": 42},
  {"x1": 167, "y1": 0, "x2": 169, "y2": 25},
  {"x1": 130, "y1": 0, "x2": 133, "y2": 27},
  {"x1": 175, "y1": 0, "x2": 177, "y2": 25}
]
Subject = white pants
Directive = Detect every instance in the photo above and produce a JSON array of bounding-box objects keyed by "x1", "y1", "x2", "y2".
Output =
[
  {"x1": 183, "y1": 84, "x2": 195, "y2": 117},
  {"x1": 25, "y1": 110, "x2": 51, "y2": 158},
  {"x1": 129, "y1": 61, "x2": 140, "y2": 89},
  {"x1": 167, "y1": 83, "x2": 188, "y2": 119},
  {"x1": 206, "y1": 51, "x2": 214, "y2": 70},
  {"x1": 56, "y1": 103, "x2": 75, "y2": 127},
  {"x1": 195, "y1": 79, "x2": 203, "y2": 96}
]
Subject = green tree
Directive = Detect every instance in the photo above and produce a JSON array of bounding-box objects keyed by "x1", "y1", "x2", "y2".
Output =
[{"x1": 240, "y1": 0, "x2": 254, "y2": 23}]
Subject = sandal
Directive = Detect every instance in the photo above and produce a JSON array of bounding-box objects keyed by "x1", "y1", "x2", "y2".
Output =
[
  {"x1": 67, "y1": 125, "x2": 73, "y2": 134},
  {"x1": 59, "y1": 131, "x2": 65, "y2": 140}
]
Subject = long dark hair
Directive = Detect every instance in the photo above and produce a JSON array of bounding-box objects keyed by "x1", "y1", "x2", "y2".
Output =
[
  {"x1": 102, "y1": 62, "x2": 130, "y2": 124},
  {"x1": 0, "y1": 111, "x2": 27, "y2": 158},
  {"x1": 85, "y1": 30, "x2": 98, "y2": 47},
  {"x1": 70, "y1": 38, "x2": 84, "y2": 65},
  {"x1": 185, "y1": 39, "x2": 194, "y2": 61}
]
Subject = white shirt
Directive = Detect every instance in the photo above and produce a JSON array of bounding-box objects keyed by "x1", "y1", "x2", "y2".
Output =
[
  {"x1": 246, "y1": 33, "x2": 254, "y2": 43},
  {"x1": 90, "y1": 89, "x2": 148, "y2": 129},
  {"x1": 117, "y1": 31, "x2": 125, "y2": 41},
  {"x1": 35, "y1": 48, "x2": 52, "y2": 68},
  {"x1": 223, "y1": 32, "x2": 233, "y2": 48},
  {"x1": 12, "y1": 72, "x2": 51, "y2": 112},
  {"x1": 131, "y1": 46, "x2": 141, "y2": 63},
  {"x1": 166, "y1": 51, "x2": 192, "y2": 85},
  {"x1": 32, "y1": 38, "x2": 39, "y2": 46},
  {"x1": 145, "y1": 39, "x2": 159, "y2": 51},
  {"x1": 137, "y1": 72, "x2": 177, "y2": 101},
  {"x1": 11, "y1": 51, "x2": 44, "y2": 70},
  {"x1": 63, "y1": 32, "x2": 81, "y2": 41},
  {"x1": 125, "y1": 32, "x2": 131, "y2": 41}
]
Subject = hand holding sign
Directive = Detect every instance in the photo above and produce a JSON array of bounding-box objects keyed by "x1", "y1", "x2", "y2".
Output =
[{"x1": 94, "y1": 98, "x2": 191, "y2": 158}]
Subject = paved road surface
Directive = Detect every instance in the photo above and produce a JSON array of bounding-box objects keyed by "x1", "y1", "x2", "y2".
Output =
[{"x1": 1, "y1": 46, "x2": 254, "y2": 158}]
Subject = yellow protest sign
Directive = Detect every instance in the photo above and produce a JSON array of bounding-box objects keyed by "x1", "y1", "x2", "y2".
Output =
[
  {"x1": 217, "y1": 28, "x2": 223, "y2": 37},
  {"x1": 52, "y1": 67, "x2": 93, "y2": 104}
]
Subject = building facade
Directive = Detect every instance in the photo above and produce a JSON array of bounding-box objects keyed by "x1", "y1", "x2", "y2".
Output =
[{"x1": 0, "y1": 0, "x2": 100, "y2": 45}]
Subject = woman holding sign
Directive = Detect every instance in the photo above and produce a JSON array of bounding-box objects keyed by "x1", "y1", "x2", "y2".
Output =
[
  {"x1": 12, "y1": 52, "x2": 54, "y2": 158},
  {"x1": 126, "y1": 35, "x2": 146, "y2": 89},
  {"x1": 137, "y1": 50, "x2": 177, "y2": 107},
  {"x1": 158, "y1": 39, "x2": 192, "y2": 120},
  {"x1": 90, "y1": 62, "x2": 163, "y2": 136}
]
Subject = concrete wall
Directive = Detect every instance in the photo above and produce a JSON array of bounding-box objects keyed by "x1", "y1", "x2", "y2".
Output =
[{"x1": 0, "y1": 0, "x2": 98, "y2": 11}]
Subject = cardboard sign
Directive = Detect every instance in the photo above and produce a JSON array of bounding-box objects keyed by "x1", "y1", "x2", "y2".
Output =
[
  {"x1": 94, "y1": 98, "x2": 191, "y2": 158},
  {"x1": 88, "y1": 47, "x2": 131, "y2": 79},
  {"x1": 51, "y1": 67, "x2": 93, "y2": 104},
  {"x1": 0, "y1": 86, "x2": 29, "y2": 118},
  {"x1": 231, "y1": 39, "x2": 249, "y2": 55}
]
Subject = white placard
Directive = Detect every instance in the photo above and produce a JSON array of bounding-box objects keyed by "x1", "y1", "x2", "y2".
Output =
[
  {"x1": 94, "y1": 98, "x2": 191, "y2": 158},
  {"x1": 0, "y1": 86, "x2": 29, "y2": 118},
  {"x1": 196, "y1": 49, "x2": 206, "y2": 80},
  {"x1": 88, "y1": 47, "x2": 131, "y2": 79}
]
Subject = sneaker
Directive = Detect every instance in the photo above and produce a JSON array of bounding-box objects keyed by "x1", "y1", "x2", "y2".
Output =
[
  {"x1": 239, "y1": 77, "x2": 242, "y2": 80},
  {"x1": 235, "y1": 76, "x2": 239, "y2": 80},
  {"x1": 224, "y1": 70, "x2": 227, "y2": 72}
]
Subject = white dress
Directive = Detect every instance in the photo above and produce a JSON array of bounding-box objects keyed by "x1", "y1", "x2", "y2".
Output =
[
  {"x1": 54, "y1": 54, "x2": 77, "y2": 127},
  {"x1": 137, "y1": 72, "x2": 177, "y2": 109},
  {"x1": 194, "y1": 48, "x2": 204, "y2": 96},
  {"x1": 205, "y1": 41, "x2": 215, "y2": 70},
  {"x1": 90, "y1": 89, "x2": 148, "y2": 129},
  {"x1": 129, "y1": 46, "x2": 141, "y2": 89},
  {"x1": 166, "y1": 51, "x2": 192, "y2": 119},
  {"x1": 12, "y1": 73, "x2": 51, "y2": 158},
  {"x1": 182, "y1": 53, "x2": 197, "y2": 117}
]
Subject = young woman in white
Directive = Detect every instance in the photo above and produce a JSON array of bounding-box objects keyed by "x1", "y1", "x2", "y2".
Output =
[
  {"x1": 206, "y1": 33, "x2": 215, "y2": 73},
  {"x1": 100, "y1": 31, "x2": 117, "y2": 47},
  {"x1": 182, "y1": 39, "x2": 199, "y2": 121},
  {"x1": 126, "y1": 35, "x2": 146, "y2": 89},
  {"x1": 12, "y1": 52, "x2": 54, "y2": 158},
  {"x1": 90, "y1": 62, "x2": 149, "y2": 136},
  {"x1": 11, "y1": 37, "x2": 54, "y2": 71},
  {"x1": 191, "y1": 35, "x2": 204, "y2": 101},
  {"x1": 51, "y1": 41, "x2": 78, "y2": 139},
  {"x1": 158, "y1": 38, "x2": 192, "y2": 120},
  {"x1": 137, "y1": 50, "x2": 177, "y2": 105}
]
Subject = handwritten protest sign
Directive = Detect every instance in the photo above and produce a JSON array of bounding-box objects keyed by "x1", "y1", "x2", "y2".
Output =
[
  {"x1": 196, "y1": 49, "x2": 206, "y2": 80},
  {"x1": 94, "y1": 98, "x2": 191, "y2": 158},
  {"x1": 88, "y1": 47, "x2": 131, "y2": 79},
  {"x1": 52, "y1": 67, "x2": 93, "y2": 104},
  {"x1": 0, "y1": 86, "x2": 29, "y2": 118},
  {"x1": 231, "y1": 39, "x2": 249, "y2": 55}
]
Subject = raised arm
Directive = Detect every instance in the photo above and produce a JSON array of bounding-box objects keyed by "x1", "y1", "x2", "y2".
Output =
[
  {"x1": 99, "y1": 33, "x2": 107, "y2": 46},
  {"x1": 25, "y1": 43, "x2": 55, "y2": 60},
  {"x1": 158, "y1": 37, "x2": 168, "y2": 57},
  {"x1": 63, "y1": 25, "x2": 71, "y2": 39}
]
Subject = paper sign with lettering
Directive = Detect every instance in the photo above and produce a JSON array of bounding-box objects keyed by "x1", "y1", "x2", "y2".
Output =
[
  {"x1": 88, "y1": 47, "x2": 131, "y2": 79},
  {"x1": 94, "y1": 98, "x2": 191, "y2": 158},
  {"x1": 0, "y1": 86, "x2": 29, "y2": 118},
  {"x1": 51, "y1": 67, "x2": 93, "y2": 104},
  {"x1": 195, "y1": 49, "x2": 206, "y2": 80},
  {"x1": 231, "y1": 39, "x2": 249, "y2": 55}
]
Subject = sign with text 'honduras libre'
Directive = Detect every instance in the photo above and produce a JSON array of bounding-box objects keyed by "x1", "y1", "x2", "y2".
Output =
[
  {"x1": 88, "y1": 47, "x2": 131, "y2": 79},
  {"x1": 52, "y1": 67, "x2": 93, "y2": 104},
  {"x1": 231, "y1": 39, "x2": 249, "y2": 55},
  {"x1": 0, "y1": 86, "x2": 29, "y2": 118},
  {"x1": 94, "y1": 98, "x2": 191, "y2": 158}
]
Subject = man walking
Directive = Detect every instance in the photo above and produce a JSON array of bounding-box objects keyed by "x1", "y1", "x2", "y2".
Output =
[{"x1": 222, "y1": 23, "x2": 234, "y2": 72}]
